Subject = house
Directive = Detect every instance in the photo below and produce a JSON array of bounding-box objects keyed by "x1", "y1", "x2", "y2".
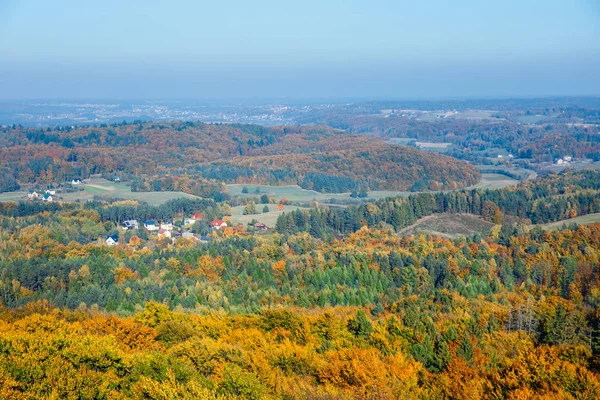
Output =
[
  {"x1": 45, "y1": 189, "x2": 56, "y2": 195},
  {"x1": 144, "y1": 220, "x2": 158, "y2": 231},
  {"x1": 181, "y1": 232, "x2": 197, "y2": 240},
  {"x1": 72, "y1": 178, "x2": 82, "y2": 185},
  {"x1": 193, "y1": 213, "x2": 202, "y2": 220},
  {"x1": 42, "y1": 192, "x2": 53, "y2": 202},
  {"x1": 28, "y1": 190, "x2": 39, "y2": 200},
  {"x1": 210, "y1": 220, "x2": 228, "y2": 230},
  {"x1": 184, "y1": 218, "x2": 196, "y2": 226},
  {"x1": 557, "y1": 159, "x2": 565, "y2": 165},
  {"x1": 564, "y1": 156, "x2": 572, "y2": 162},
  {"x1": 254, "y1": 222, "x2": 268, "y2": 231},
  {"x1": 160, "y1": 222, "x2": 173, "y2": 231},
  {"x1": 123, "y1": 220, "x2": 139, "y2": 230},
  {"x1": 105, "y1": 235, "x2": 119, "y2": 246},
  {"x1": 157, "y1": 228, "x2": 172, "y2": 239},
  {"x1": 114, "y1": 176, "x2": 121, "y2": 182}
]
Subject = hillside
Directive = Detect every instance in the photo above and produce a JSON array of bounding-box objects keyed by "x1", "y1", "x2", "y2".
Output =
[{"x1": 0, "y1": 121, "x2": 480, "y2": 193}]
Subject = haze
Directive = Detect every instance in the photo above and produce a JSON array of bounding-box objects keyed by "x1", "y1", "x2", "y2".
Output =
[{"x1": 0, "y1": 0, "x2": 599, "y2": 100}]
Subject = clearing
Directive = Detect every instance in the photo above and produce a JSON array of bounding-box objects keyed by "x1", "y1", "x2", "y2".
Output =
[
  {"x1": 537, "y1": 213, "x2": 600, "y2": 230},
  {"x1": 229, "y1": 204, "x2": 306, "y2": 227},
  {"x1": 398, "y1": 213, "x2": 496, "y2": 238}
]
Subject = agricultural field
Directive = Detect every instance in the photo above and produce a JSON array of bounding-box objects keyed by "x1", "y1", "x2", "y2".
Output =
[
  {"x1": 397, "y1": 213, "x2": 496, "y2": 238},
  {"x1": 229, "y1": 204, "x2": 306, "y2": 227},
  {"x1": 80, "y1": 179, "x2": 198, "y2": 205},
  {"x1": 0, "y1": 192, "x2": 27, "y2": 202},
  {"x1": 537, "y1": 213, "x2": 600, "y2": 230},
  {"x1": 228, "y1": 173, "x2": 519, "y2": 204},
  {"x1": 470, "y1": 173, "x2": 519, "y2": 190}
]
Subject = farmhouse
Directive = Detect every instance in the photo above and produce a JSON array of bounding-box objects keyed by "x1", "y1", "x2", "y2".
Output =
[
  {"x1": 254, "y1": 222, "x2": 268, "y2": 231},
  {"x1": 184, "y1": 218, "x2": 196, "y2": 226},
  {"x1": 193, "y1": 213, "x2": 202, "y2": 220},
  {"x1": 72, "y1": 178, "x2": 82, "y2": 185},
  {"x1": 105, "y1": 235, "x2": 119, "y2": 246},
  {"x1": 45, "y1": 189, "x2": 56, "y2": 195},
  {"x1": 210, "y1": 220, "x2": 228, "y2": 230},
  {"x1": 28, "y1": 190, "x2": 39, "y2": 200}
]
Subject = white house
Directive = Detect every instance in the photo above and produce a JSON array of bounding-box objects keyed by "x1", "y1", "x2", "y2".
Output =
[
  {"x1": 28, "y1": 190, "x2": 39, "y2": 200},
  {"x1": 184, "y1": 218, "x2": 196, "y2": 226},
  {"x1": 210, "y1": 220, "x2": 228, "y2": 230},
  {"x1": 42, "y1": 192, "x2": 53, "y2": 202},
  {"x1": 557, "y1": 159, "x2": 565, "y2": 165},
  {"x1": 105, "y1": 235, "x2": 119, "y2": 246},
  {"x1": 72, "y1": 178, "x2": 82, "y2": 185},
  {"x1": 160, "y1": 222, "x2": 173, "y2": 231},
  {"x1": 564, "y1": 156, "x2": 572, "y2": 162},
  {"x1": 45, "y1": 189, "x2": 56, "y2": 195},
  {"x1": 157, "y1": 228, "x2": 172, "y2": 239},
  {"x1": 144, "y1": 220, "x2": 158, "y2": 231},
  {"x1": 123, "y1": 220, "x2": 139, "y2": 230}
]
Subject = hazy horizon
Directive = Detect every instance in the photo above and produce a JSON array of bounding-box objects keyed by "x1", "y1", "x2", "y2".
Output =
[{"x1": 1, "y1": 0, "x2": 599, "y2": 100}]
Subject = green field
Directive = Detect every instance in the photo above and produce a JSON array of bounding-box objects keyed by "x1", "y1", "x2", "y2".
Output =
[
  {"x1": 0, "y1": 192, "x2": 27, "y2": 202},
  {"x1": 79, "y1": 179, "x2": 198, "y2": 205},
  {"x1": 470, "y1": 173, "x2": 519, "y2": 190},
  {"x1": 227, "y1": 173, "x2": 517, "y2": 204},
  {"x1": 537, "y1": 213, "x2": 600, "y2": 230},
  {"x1": 398, "y1": 213, "x2": 496, "y2": 238},
  {"x1": 229, "y1": 204, "x2": 306, "y2": 227}
]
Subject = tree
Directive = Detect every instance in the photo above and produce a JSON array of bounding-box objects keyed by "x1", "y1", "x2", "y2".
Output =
[
  {"x1": 263, "y1": 205, "x2": 269, "y2": 213},
  {"x1": 260, "y1": 194, "x2": 269, "y2": 204},
  {"x1": 348, "y1": 310, "x2": 373, "y2": 339},
  {"x1": 243, "y1": 201, "x2": 257, "y2": 215},
  {"x1": 242, "y1": 186, "x2": 249, "y2": 194}
]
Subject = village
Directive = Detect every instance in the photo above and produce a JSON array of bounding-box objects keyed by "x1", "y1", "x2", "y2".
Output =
[{"x1": 103, "y1": 212, "x2": 269, "y2": 248}]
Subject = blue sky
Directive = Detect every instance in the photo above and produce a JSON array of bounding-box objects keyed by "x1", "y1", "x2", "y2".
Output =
[{"x1": 0, "y1": 0, "x2": 599, "y2": 99}]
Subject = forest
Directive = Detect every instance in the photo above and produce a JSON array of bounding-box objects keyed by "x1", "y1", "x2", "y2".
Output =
[
  {"x1": 0, "y1": 169, "x2": 599, "y2": 398},
  {"x1": 0, "y1": 121, "x2": 480, "y2": 194}
]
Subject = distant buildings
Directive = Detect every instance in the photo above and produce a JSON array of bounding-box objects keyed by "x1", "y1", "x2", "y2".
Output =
[
  {"x1": 72, "y1": 178, "x2": 82, "y2": 185},
  {"x1": 144, "y1": 220, "x2": 158, "y2": 231},
  {"x1": 210, "y1": 220, "x2": 228, "y2": 230},
  {"x1": 105, "y1": 235, "x2": 119, "y2": 246},
  {"x1": 122, "y1": 220, "x2": 139, "y2": 230}
]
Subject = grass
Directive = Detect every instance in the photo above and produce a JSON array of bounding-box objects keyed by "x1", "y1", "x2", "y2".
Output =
[
  {"x1": 229, "y1": 204, "x2": 306, "y2": 227},
  {"x1": 470, "y1": 173, "x2": 519, "y2": 190},
  {"x1": 226, "y1": 173, "x2": 517, "y2": 204},
  {"x1": 79, "y1": 179, "x2": 198, "y2": 206},
  {"x1": 0, "y1": 192, "x2": 27, "y2": 202},
  {"x1": 398, "y1": 213, "x2": 496, "y2": 238},
  {"x1": 537, "y1": 213, "x2": 600, "y2": 230}
]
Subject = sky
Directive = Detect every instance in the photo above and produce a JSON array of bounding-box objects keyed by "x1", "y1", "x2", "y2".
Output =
[{"x1": 0, "y1": 0, "x2": 599, "y2": 100}]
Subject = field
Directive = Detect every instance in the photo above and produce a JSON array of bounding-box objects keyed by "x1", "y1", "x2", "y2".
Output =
[
  {"x1": 229, "y1": 204, "x2": 306, "y2": 227},
  {"x1": 398, "y1": 213, "x2": 496, "y2": 238},
  {"x1": 0, "y1": 192, "x2": 26, "y2": 202},
  {"x1": 470, "y1": 173, "x2": 519, "y2": 190},
  {"x1": 227, "y1": 173, "x2": 519, "y2": 204},
  {"x1": 537, "y1": 213, "x2": 600, "y2": 230}
]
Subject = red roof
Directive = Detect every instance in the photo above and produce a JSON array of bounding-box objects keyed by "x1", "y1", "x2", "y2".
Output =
[
  {"x1": 193, "y1": 213, "x2": 202, "y2": 219},
  {"x1": 210, "y1": 220, "x2": 226, "y2": 227}
]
